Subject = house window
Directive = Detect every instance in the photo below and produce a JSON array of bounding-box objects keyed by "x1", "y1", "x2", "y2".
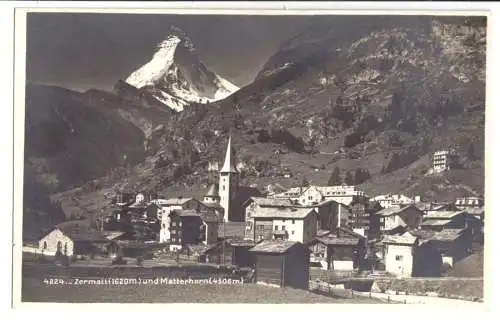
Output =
[
  {"x1": 162, "y1": 224, "x2": 166, "y2": 229},
  {"x1": 291, "y1": 231, "x2": 295, "y2": 235},
  {"x1": 275, "y1": 225, "x2": 278, "y2": 230},
  {"x1": 43, "y1": 241, "x2": 47, "y2": 250},
  {"x1": 396, "y1": 255, "x2": 403, "y2": 261},
  {"x1": 259, "y1": 235, "x2": 263, "y2": 241},
  {"x1": 179, "y1": 222, "x2": 182, "y2": 227},
  {"x1": 172, "y1": 222, "x2": 176, "y2": 227},
  {"x1": 178, "y1": 231, "x2": 182, "y2": 237},
  {"x1": 222, "y1": 185, "x2": 225, "y2": 191},
  {"x1": 292, "y1": 220, "x2": 295, "y2": 224},
  {"x1": 281, "y1": 225, "x2": 285, "y2": 230},
  {"x1": 282, "y1": 219, "x2": 285, "y2": 222}
]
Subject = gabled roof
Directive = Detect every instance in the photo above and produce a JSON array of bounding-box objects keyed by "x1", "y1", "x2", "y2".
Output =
[
  {"x1": 244, "y1": 197, "x2": 295, "y2": 208},
  {"x1": 199, "y1": 212, "x2": 222, "y2": 223},
  {"x1": 163, "y1": 197, "x2": 198, "y2": 206},
  {"x1": 376, "y1": 204, "x2": 419, "y2": 217},
  {"x1": 431, "y1": 229, "x2": 465, "y2": 242},
  {"x1": 249, "y1": 240, "x2": 301, "y2": 254},
  {"x1": 250, "y1": 207, "x2": 316, "y2": 219},
  {"x1": 313, "y1": 227, "x2": 365, "y2": 246},
  {"x1": 425, "y1": 210, "x2": 465, "y2": 219},
  {"x1": 101, "y1": 231, "x2": 127, "y2": 240},
  {"x1": 172, "y1": 209, "x2": 221, "y2": 223},
  {"x1": 421, "y1": 219, "x2": 452, "y2": 227},
  {"x1": 203, "y1": 202, "x2": 223, "y2": 209},
  {"x1": 463, "y1": 207, "x2": 485, "y2": 215},
  {"x1": 53, "y1": 220, "x2": 108, "y2": 242},
  {"x1": 380, "y1": 233, "x2": 417, "y2": 245},
  {"x1": 225, "y1": 237, "x2": 256, "y2": 247}
]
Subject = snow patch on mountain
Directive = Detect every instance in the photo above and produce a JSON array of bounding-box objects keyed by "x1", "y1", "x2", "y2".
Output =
[
  {"x1": 124, "y1": 31, "x2": 240, "y2": 112},
  {"x1": 126, "y1": 37, "x2": 181, "y2": 89}
]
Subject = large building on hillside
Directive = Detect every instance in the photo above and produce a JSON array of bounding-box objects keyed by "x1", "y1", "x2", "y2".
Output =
[
  {"x1": 273, "y1": 184, "x2": 366, "y2": 206},
  {"x1": 432, "y1": 149, "x2": 458, "y2": 173}
]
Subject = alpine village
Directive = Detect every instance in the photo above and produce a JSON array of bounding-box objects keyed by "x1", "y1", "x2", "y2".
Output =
[{"x1": 22, "y1": 16, "x2": 486, "y2": 303}]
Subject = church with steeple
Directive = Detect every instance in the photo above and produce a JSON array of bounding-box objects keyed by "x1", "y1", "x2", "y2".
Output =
[
  {"x1": 201, "y1": 136, "x2": 262, "y2": 223},
  {"x1": 218, "y1": 136, "x2": 240, "y2": 222}
]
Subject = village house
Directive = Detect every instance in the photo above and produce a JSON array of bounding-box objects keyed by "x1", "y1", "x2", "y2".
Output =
[
  {"x1": 38, "y1": 220, "x2": 112, "y2": 258},
  {"x1": 245, "y1": 206, "x2": 318, "y2": 244},
  {"x1": 377, "y1": 204, "x2": 424, "y2": 233},
  {"x1": 432, "y1": 149, "x2": 458, "y2": 173},
  {"x1": 249, "y1": 240, "x2": 310, "y2": 290},
  {"x1": 166, "y1": 210, "x2": 220, "y2": 251},
  {"x1": 157, "y1": 198, "x2": 212, "y2": 243},
  {"x1": 455, "y1": 195, "x2": 484, "y2": 209},
  {"x1": 38, "y1": 228, "x2": 74, "y2": 257},
  {"x1": 371, "y1": 194, "x2": 420, "y2": 209},
  {"x1": 415, "y1": 201, "x2": 460, "y2": 216},
  {"x1": 309, "y1": 227, "x2": 366, "y2": 271},
  {"x1": 243, "y1": 197, "x2": 350, "y2": 240},
  {"x1": 413, "y1": 228, "x2": 471, "y2": 275},
  {"x1": 349, "y1": 199, "x2": 383, "y2": 239},
  {"x1": 212, "y1": 238, "x2": 256, "y2": 267},
  {"x1": 379, "y1": 233, "x2": 419, "y2": 278},
  {"x1": 421, "y1": 210, "x2": 477, "y2": 232},
  {"x1": 273, "y1": 184, "x2": 366, "y2": 206}
]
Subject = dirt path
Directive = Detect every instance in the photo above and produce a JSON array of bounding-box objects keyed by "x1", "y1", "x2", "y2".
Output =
[{"x1": 355, "y1": 291, "x2": 483, "y2": 305}]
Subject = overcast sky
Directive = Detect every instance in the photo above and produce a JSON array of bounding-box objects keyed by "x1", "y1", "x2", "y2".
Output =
[{"x1": 26, "y1": 13, "x2": 317, "y2": 92}]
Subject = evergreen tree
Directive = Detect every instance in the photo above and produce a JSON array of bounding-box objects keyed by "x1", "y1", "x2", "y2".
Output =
[
  {"x1": 327, "y1": 167, "x2": 342, "y2": 186},
  {"x1": 344, "y1": 171, "x2": 354, "y2": 185},
  {"x1": 467, "y1": 142, "x2": 477, "y2": 161}
]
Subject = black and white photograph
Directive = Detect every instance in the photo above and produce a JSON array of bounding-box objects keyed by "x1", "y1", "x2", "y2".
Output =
[{"x1": 13, "y1": 6, "x2": 488, "y2": 305}]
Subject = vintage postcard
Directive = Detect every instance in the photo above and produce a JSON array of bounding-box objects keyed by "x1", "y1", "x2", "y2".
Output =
[{"x1": 11, "y1": 3, "x2": 491, "y2": 308}]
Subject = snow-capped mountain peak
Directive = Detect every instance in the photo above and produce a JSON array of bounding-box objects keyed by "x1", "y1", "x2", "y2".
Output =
[{"x1": 124, "y1": 26, "x2": 239, "y2": 112}]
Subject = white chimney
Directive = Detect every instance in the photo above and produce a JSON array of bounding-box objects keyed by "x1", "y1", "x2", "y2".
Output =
[{"x1": 414, "y1": 195, "x2": 421, "y2": 203}]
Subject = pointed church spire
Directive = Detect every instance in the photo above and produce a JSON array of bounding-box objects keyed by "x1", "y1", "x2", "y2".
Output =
[{"x1": 220, "y1": 136, "x2": 238, "y2": 173}]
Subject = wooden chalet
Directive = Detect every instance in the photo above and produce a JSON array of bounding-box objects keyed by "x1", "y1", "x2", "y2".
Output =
[{"x1": 249, "y1": 240, "x2": 310, "y2": 290}]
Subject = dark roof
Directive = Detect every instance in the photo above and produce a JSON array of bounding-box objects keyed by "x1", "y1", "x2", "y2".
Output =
[
  {"x1": 244, "y1": 197, "x2": 295, "y2": 208},
  {"x1": 225, "y1": 237, "x2": 256, "y2": 247},
  {"x1": 183, "y1": 244, "x2": 216, "y2": 255},
  {"x1": 54, "y1": 220, "x2": 108, "y2": 242},
  {"x1": 172, "y1": 209, "x2": 222, "y2": 223},
  {"x1": 314, "y1": 227, "x2": 365, "y2": 246},
  {"x1": 250, "y1": 207, "x2": 315, "y2": 219},
  {"x1": 315, "y1": 236, "x2": 360, "y2": 246},
  {"x1": 218, "y1": 222, "x2": 245, "y2": 238},
  {"x1": 203, "y1": 202, "x2": 223, "y2": 209},
  {"x1": 163, "y1": 197, "x2": 198, "y2": 206},
  {"x1": 249, "y1": 240, "x2": 301, "y2": 254},
  {"x1": 199, "y1": 212, "x2": 222, "y2": 223}
]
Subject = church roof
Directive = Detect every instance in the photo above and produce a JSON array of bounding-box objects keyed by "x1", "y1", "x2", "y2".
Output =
[
  {"x1": 220, "y1": 136, "x2": 238, "y2": 173},
  {"x1": 205, "y1": 183, "x2": 219, "y2": 197}
]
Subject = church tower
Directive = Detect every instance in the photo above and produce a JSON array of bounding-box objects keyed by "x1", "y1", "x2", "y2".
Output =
[{"x1": 219, "y1": 136, "x2": 239, "y2": 222}]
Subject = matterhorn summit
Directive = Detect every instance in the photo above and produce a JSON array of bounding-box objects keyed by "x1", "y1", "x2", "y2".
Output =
[{"x1": 125, "y1": 26, "x2": 239, "y2": 112}]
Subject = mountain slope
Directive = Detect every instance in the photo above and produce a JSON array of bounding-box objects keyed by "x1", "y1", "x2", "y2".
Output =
[
  {"x1": 124, "y1": 26, "x2": 239, "y2": 111},
  {"x1": 50, "y1": 16, "x2": 486, "y2": 223},
  {"x1": 23, "y1": 84, "x2": 175, "y2": 236}
]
